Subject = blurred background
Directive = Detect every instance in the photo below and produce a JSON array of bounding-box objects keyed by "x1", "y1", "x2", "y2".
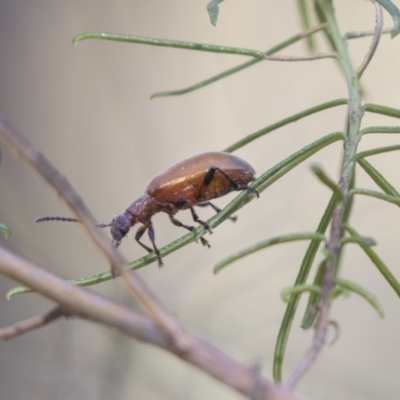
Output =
[{"x1": 1, "y1": 1, "x2": 400, "y2": 399}]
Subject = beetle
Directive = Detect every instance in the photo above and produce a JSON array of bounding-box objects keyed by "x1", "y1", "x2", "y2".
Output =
[{"x1": 36, "y1": 151, "x2": 258, "y2": 266}]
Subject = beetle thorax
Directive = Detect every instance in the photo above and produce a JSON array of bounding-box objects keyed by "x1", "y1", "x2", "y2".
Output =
[{"x1": 126, "y1": 193, "x2": 159, "y2": 223}]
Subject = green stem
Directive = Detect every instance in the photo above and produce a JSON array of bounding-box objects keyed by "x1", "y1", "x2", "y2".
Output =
[
  {"x1": 74, "y1": 32, "x2": 269, "y2": 58},
  {"x1": 273, "y1": 195, "x2": 336, "y2": 382},
  {"x1": 356, "y1": 144, "x2": 400, "y2": 159},
  {"x1": 301, "y1": 260, "x2": 326, "y2": 329},
  {"x1": 361, "y1": 126, "x2": 400, "y2": 135},
  {"x1": 152, "y1": 24, "x2": 327, "y2": 98},
  {"x1": 297, "y1": 0, "x2": 317, "y2": 52},
  {"x1": 281, "y1": 284, "x2": 321, "y2": 303},
  {"x1": 225, "y1": 99, "x2": 347, "y2": 153},
  {"x1": 351, "y1": 188, "x2": 400, "y2": 207},
  {"x1": 311, "y1": 164, "x2": 344, "y2": 202},
  {"x1": 0, "y1": 223, "x2": 11, "y2": 239},
  {"x1": 357, "y1": 158, "x2": 400, "y2": 197},
  {"x1": 285, "y1": 0, "x2": 365, "y2": 389},
  {"x1": 364, "y1": 103, "x2": 400, "y2": 119},
  {"x1": 214, "y1": 233, "x2": 326, "y2": 274},
  {"x1": 346, "y1": 226, "x2": 400, "y2": 297},
  {"x1": 340, "y1": 235, "x2": 376, "y2": 246},
  {"x1": 336, "y1": 278, "x2": 384, "y2": 318}
]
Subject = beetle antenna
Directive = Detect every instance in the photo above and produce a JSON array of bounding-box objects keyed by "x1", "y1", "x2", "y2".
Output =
[
  {"x1": 35, "y1": 216, "x2": 110, "y2": 228},
  {"x1": 96, "y1": 223, "x2": 111, "y2": 228},
  {"x1": 35, "y1": 216, "x2": 80, "y2": 223}
]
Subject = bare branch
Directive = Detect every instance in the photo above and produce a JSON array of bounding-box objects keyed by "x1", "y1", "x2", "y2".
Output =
[
  {"x1": 0, "y1": 306, "x2": 64, "y2": 339},
  {"x1": 0, "y1": 114, "x2": 189, "y2": 350},
  {"x1": 0, "y1": 246, "x2": 299, "y2": 400}
]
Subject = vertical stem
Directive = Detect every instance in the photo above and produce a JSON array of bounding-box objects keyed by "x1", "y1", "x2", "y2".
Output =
[{"x1": 285, "y1": 0, "x2": 365, "y2": 388}]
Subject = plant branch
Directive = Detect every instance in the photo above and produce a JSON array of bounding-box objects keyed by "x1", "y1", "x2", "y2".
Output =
[
  {"x1": 285, "y1": 0, "x2": 367, "y2": 389},
  {"x1": 0, "y1": 114, "x2": 190, "y2": 350},
  {"x1": 0, "y1": 306, "x2": 64, "y2": 339},
  {"x1": 0, "y1": 246, "x2": 298, "y2": 400}
]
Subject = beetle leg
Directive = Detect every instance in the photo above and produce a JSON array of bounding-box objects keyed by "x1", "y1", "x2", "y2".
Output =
[
  {"x1": 147, "y1": 224, "x2": 163, "y2": 267},
  {"x1": 135, "y1": 225, "x2": 163, "y2": 266},
  {"x1": 167, "y1": 214, "x2": 210, "y2": 248},
  {"x1": 176, "y1": 198, "x2": 212, "y2": 234},
  {"x1": 204, "y1": 166, "x2": 259, "y2": 198},
  {"x1": 197, "y1": 201, "x2": 238, "y2": 222}
]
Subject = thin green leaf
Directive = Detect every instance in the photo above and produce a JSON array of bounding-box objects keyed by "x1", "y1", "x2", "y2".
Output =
[
  {"x1": 207, "y1": 0, "x2": 224, "y2": 26},
  {"x1": 214, "y1": 233, "x2": 326, "y2": 274},
  {"x1": 0, "y1": 223, "x2": 11, "y2": 239},
  {"x1": 346, "y1": 226, "x2": 400, "y2": 298},
  {"x1": 151, "y1": 24, "x2": 328, "y2": 98},
  {"x1": 376, "y1": 0, "x2": 400, "y2": 37},
  {"x1": 74, "y1": 32, "x2": 266, "y2": 58},
  {"x1": 281, "y1": 284, "x2": 321, "y2": 303},
  {"x1": 301, "y1": 260, "x2": 325, "y2": 329},
  {"x1": 255, "y1": 133, "x2": 344, "y2": 193},
  {"x1": 364, "y1": 103, "x2": 400, "y2": 119},
  {"x1": 311, "y1": 164, "x2": 343, "y2": 202},
  {"x1": 351, "y1": 188, "x2": 400, "y2": 207},
  {"x1": 204, "y1": 133, "x2": 343, "y2": 233},
  {"x1": 273, "y1": 195, "x2": 336, "y2": 382},
  {"x1": 361, "y1": 126, "x2": 400, "y2": 135},
  {"x1": 314, "y1": 0, "x2": 338, "y2": 52},
  {"x1": 297, "y1": 0, "x2": 317, "y2": 51},
  {"x1": 337, "y1": 278, "x2": 385, "y2": 318},
  {"x1": 7, "y1": 286, "x2": 28, "y2": 299},
  {"x1": 330, "y1": 286, "x2": 350, "y2": 299},
  {"x1": 357, "y1": 158, "x2": 400, "y2": 197},
  {"x1": 225, "y1": 99, "x2": 347, "y2": 152},
  {"x1": 356, "y1": 144, "x2": 400, "y2": 159},
  {"x1": 340, "y1": 235, "x2": 376, "y2": 246},
  {"x1": 346, "y1": 28, "x2": 393, "y2": 40}
]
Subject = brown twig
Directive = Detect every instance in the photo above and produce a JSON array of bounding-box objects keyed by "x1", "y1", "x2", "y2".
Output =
[
  {"x1": 0, "y1": 306, "x2": 64, "y2": 340},
  {"x1": 0, "y1": 114, "x2": 190, "y2": 350},
  {"x1": 0, "y1": 245, "x2": 298, "y2": 400}
]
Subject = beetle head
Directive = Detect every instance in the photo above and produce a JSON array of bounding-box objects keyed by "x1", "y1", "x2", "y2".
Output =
[{"x1": 110, "y1": 212, "x2": 136, "y2": 247}]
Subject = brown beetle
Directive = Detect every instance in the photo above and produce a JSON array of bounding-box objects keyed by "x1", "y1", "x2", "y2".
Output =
[{"x1": 36, "y1": 151, "x2": 258, "y2": 265}]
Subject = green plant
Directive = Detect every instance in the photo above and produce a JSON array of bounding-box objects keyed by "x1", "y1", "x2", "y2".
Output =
[{"x1": 1, "y1": 1, "x2": 400, "y2": 399}]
